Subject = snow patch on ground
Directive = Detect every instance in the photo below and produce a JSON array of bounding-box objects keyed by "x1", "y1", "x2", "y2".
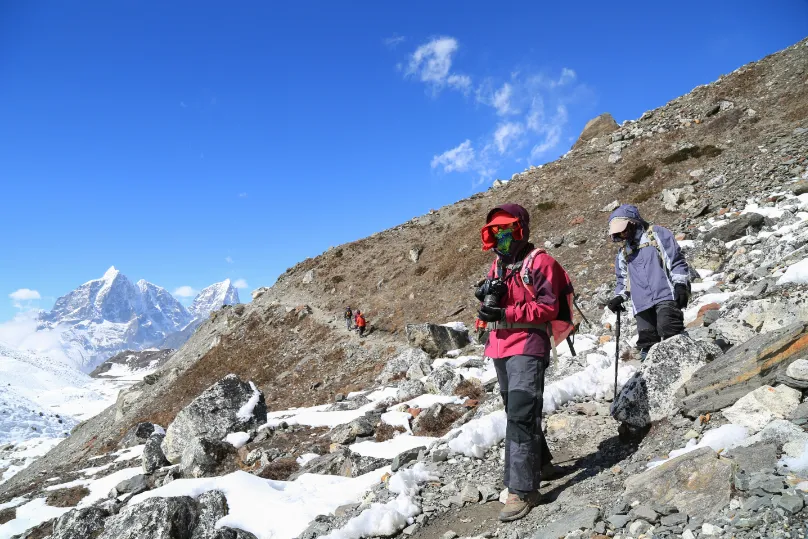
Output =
[
  {"x1": 129, "y1": 468, "x2": 389, "y2": 539},
  {"x1": 778, "y1": 257, "x2": 808, "y2": 285},
  {"x1": 225, "y1": 432, "x2": 251, "y2": 449},
  {"x1": 447, "y1": 410, "x2": 506, "y2": 459},
  {"x1": 544, "y1": 353, "x2": 636, "y2": 414},
  {"x1": 237, "y1": 382, "x2": 262, "y2": 421},
  {"x1": 350, "y1": 436, "x2": 436, "y2": 459},
  {"x1": 647, "y1": 424, "x2": 749, "y2": 468},
  {"x1": 0, "y1": 497, "x2": 71, "y2": 538}
]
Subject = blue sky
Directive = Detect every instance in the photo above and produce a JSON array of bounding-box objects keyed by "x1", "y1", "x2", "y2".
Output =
[{"x1": 1, "y1": 1, "x2": 806, "y2": 321}]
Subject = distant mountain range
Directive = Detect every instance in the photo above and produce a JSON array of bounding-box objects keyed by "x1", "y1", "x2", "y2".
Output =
[{"x1": 34, "y1": 267, "x2": 240, "y2": 371}]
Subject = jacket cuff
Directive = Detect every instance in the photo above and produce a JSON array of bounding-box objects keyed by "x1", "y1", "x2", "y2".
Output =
[{"x1": 671, "y1": 273, "x2": 690, "y2": 285}]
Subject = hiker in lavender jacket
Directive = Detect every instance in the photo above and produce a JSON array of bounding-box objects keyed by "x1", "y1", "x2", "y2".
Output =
[{"x1": 606, "y1": 204, "x2": 690, "y2": 360}]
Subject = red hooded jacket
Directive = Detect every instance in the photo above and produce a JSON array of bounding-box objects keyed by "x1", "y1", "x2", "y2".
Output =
[{"x1": 482, "y1": 204, "x2": 571, "y2": 359}]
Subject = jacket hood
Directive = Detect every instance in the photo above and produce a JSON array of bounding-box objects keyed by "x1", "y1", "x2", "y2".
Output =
[
  {"x1": 486, "y1": 203, "x2": 531, "y2": 260},
  {"x1": 608, "y1": 204, "x2": 649, "y2": 227}
]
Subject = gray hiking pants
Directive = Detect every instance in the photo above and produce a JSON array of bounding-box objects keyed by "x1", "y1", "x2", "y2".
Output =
[
  {"x1": 494, "y1": 354, "x2": 552, "y2": 495},
  {"x1": 635, "y1": 300, "x2": 685, "y2": 353}
]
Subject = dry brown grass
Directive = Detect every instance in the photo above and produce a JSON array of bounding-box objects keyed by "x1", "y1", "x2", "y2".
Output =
[
  {"x1": 415, "y1": 406, "x2": 463, "y2": 437},
  {"x1": 0, "y1": 508, "x2": 15, "y2": 525},
  {"x1": 627, "y1": 164, "x2": 655, "y2": 184},
  {"x1": 256, "y1": 458, "x2": 300, "y2": 480},
  {"x1": 46, "y1": 485, "x2": 90, "y2": 507},
  {"x1": 660, "y1": 144, "x2": 723, "y2": 164},
  {"x1": 375, "y1": 423, "x2": 407, "y2": 442},
  {"x1": 454, "y1": 379, "x2": 483, "y2": 400}
]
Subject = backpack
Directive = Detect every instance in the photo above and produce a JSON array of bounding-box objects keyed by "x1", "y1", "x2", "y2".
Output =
[{"x1": 620, "y1": 224, "x2": 694, "y2": 293}]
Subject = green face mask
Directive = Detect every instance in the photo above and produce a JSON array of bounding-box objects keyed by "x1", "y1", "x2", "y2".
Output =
[{"x1": 495, "y1": 227, "x2": 515, "y2": 254}]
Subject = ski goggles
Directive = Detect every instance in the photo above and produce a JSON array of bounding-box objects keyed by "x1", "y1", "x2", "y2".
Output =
[{"x1": 481, "y1": 218, "x2": 522, "y2": 250}]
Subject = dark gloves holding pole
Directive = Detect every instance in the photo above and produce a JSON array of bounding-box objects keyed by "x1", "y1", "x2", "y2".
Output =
[
  {"x1": 607, "y1": 296, "x2": 625, "y2": 313},
  {"x1": 674, "y1": 284, "x2": 690, "y2": 309}
]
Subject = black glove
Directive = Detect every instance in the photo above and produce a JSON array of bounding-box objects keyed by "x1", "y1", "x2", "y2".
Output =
[
  {"x1": 478, "y1": 304, "x2": 505, "y2": 322},
  {"x1": 674, "y1": 284, "x2": 689, "y2": 309},
  {"x1": 607, "y1": 296, "x2": 625, "y2": 313},
  {"x1": 474, "y1": 280, "x2": 487, "y2": 302}
]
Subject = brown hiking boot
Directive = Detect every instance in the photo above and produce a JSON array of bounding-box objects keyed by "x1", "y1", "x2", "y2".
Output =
[{"x1": 499, "y1": 491, "x2": 540, "y2": 522}]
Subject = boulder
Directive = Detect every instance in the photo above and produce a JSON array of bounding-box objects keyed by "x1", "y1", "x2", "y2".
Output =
[
  {"x1": 405, "y1": 324, "x2": 469, "y2": 358},
  {"x1": 377, "y1": 348, "x2": 432, "y2": 383},
  {"x1": 532, "y1": 507, "x2": 601, "y2": 539},
  {"x1": 180, "y1": 437, "x2": 240, "y2": 479},
  {"x1": 405, "y1": 357, "x2": 433, "y2": 380},
  {"x1": 738, "y1": 298, "x2": 808, "y2": 335},
  {"x1": 689, "y1": 239, "x2": 728, "y2": 272},
  {"x1": 623, "y1": 447, "x2": 733, "y2": 518},
  {"x1": 98, "y1": 496, "x2": 199, "y2": 539},
  {"x1": 424, "y1": 366, "x2": 464, "y2": 396},
  {"x1": 52, "y1": 507, "x2": 110, "y2": 539},
  {"x1": 702, "y1": 213, "x2": 765, "y2": 243},
  {"x1": 724, "y1": 442, "x2": 778, "y2": 474},
  {"x1": 572, "y1": 113, "x2": 619, "y2": 149},
  {"x1": 211, "y1": 528, "x2": 259, "y2": 539},
  {"x1": 396, "y1": 380, "x2": 425, "y2": 403},
  {"x1": 661, "y1": 187, "x2": 695, "y2": 212},
  {"x1": 679, "y1": 323, "x2": 808, "y2": 417},
  {"x1": 162, "y1": 375, "x2": 267, "y2": 463},
  {"x1": 143, "y1": 434, "x2": 171, "y2": 474},
  {"x1": 191, "y1": 490, "x2": 229, "y2": 539},
  {"x1": 114, "y1": 474, "x2": 150, "y2": 496},
  {"x1": 391, "y1": 446, "x2": 424, "y2": 472},
  {"x1": 721, "y1": 385, "x2": 801, "y2": 433},
  {"x1": 329, "y1": 416, "x2": 375, "y2": 445},
  {"x1": 786, "y1": 359, "x2": 808, "y2": 381},
  {"x1": 119, "y1": 422, "x2": 160, "y2": 449},
  {"x1": 611, "y1": 335, "x2": 720, "y2": 427}
]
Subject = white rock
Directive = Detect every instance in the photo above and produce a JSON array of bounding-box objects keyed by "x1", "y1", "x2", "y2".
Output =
[
  {"x1": 682, "y1": 530, "x2": 697, "y2": 539},
  {"x1": 302, "y1": 270, "x2": 315, "y2": 284},
  {"x1": 722, "y1": 385, "x2": 801, "y2": 433},
  {"x1": 608, "y1": 153, "x2": 622, "y2": 164},
  {"x1": 601, "y1": 200, "x2": 620, "y2": 213},
  {"x1": 787, "y1": 359, "x2": 808, "y2": 382},
  {"x1": 702, "y1": 522, "x2": 722, "y2": 536},
  {"x1": 499, "y1": 488, "x2": 508, "y2": 504}
]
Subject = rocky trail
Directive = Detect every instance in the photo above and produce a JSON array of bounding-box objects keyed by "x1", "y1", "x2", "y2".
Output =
[{"x1": 2, "y1": 37, "x2": 808, "y2": 539}]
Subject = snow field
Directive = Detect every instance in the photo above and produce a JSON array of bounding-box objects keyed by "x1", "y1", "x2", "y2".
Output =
[
  {"x1": 0, "y1": 497, "x2": 72, "y2": 538},
  {"x1": 130, "y1": 468, "x2": 391, "y2": 539},
  {"x1": 350, "y1": 436, "x2": 437, "y2": 459}
]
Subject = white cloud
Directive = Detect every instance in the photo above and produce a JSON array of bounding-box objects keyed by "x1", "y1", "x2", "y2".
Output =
[
  {"x1": 406, "y1": 37, "x2": 470, "y2": 94},
  {"x1": 493, "y1": 122, "x2": 525, "y2": 154},
  {"x1": 238, "y1": 193, "x2": 248, "y2": 198},
  {"x1": 233, "y1": 279, "x2": 249, "y2": 289},
  {"x1": 173, "y1": 286, "x2": 198, "y2": 298},
  {"x1": 492, "y1": 83, "x2": 516, "y2": 115},
  {"x1": 528, "y1": 104, "x2": 568, "y2": 160},
  {"x1": 384, "y1": 35, "x2": 406, "y2": 48},
  {"x1": 225, "y1": 256, "x2": 234, "y2": 264},
  {"x1": 431, "y1": 140, "x2": 475, "y2": 173},
  {"x1": 10, "y1": 289, "x2": 41, "y2": 302}
]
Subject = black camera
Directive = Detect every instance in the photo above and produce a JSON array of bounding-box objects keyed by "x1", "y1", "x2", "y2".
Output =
[{"x1": 476, "y1": 278, "x2": 508, "y2": 308}]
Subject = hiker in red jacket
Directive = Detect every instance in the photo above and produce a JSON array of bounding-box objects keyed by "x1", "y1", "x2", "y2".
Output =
[
  {"x1": 355, "y1": 310, "x2": 367, "y2": 337},
  {"x1": 476, "y1": 203, "x2": 574, "y2": 522}
]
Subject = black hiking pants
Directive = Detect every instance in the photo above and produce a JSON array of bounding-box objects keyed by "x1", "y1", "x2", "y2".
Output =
[
  {"x1": 494, "y1": 354, "x2": 552, "y2": 495},
  {"x1": 635, "y1": 300, "x2": 685, "y2": 353}
]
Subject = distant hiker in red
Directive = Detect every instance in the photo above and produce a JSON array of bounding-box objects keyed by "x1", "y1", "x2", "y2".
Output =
[
  {"x1": 476, "y1": 203, "x2": 575, "y2": 522},
  {"x1": 355, "y1": 310, "x2": 366, "y2": 337}
]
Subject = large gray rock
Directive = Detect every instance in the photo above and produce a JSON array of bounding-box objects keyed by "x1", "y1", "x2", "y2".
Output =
[
  {"x1": 162, "y1": 375, "x2": 267, "y2": 463},
  {"x1": 329, "y1": 416, "x2": 375, "y2": 445},
  {"x1": 680, "y1": 323, "x2": 808, "y2": 417},
  {"x1": 289, "y1": 447, "x2": 387, "y2": 479},
  {"x1": 191, "y1": 490, "x2": 228, "y2": 539},
  {"x1": 180, "y1": 437, "x2": 240, "y2": 479},
  {"x1": 405, "y1": 324, "x2": 469, "y2": 358},
  {"x1": 211, "y1": 528, "x2": 259, "y2": 539},
  {"x1": 611, "y1": 336, "x2": 721, "y2": 427},
  {"x1": 119, "y1": 422, "x2": 160, "y2": 449},
  {"x1": 114, "y1": 474, "x2": 150, "y2": 496},
  {"x1": 52, "y1": 507, "x2": 110, "y2": 539},
  {"x1": 721, "y1": 384, "x2": 801, "y2": 433},
  {"x1": 396, "y1": 380, "x2": 425, "y2": 403},
  {"x1": 724, "y1": 442, "x2": 778, "y2": 474},
  {"x1": 572, "y1": 113, "x2": 619, "y2": 149},
  {"x1": 702, "y1": 213, "x2": 765, "y2": 243},
  {"x1": 98, "y1": 496, "x2": 199, "y2": 539},
  {"x1": 424, "y1": 366, "x2": 464, "y2": 396},
  {"x1": 533, "y1": 507, "x2": 601, "y2": 539},
  {"x1": 689, "y1": 239, "x2": 728, "y2": 272},
  {"x1": 143, "y1": 434, "x2": 170, "y2": 474},
  {"x1": 377, "y1": 348, "x2": 432, "y2": 383},
  {"x1": 623, "y1": 447, "x2": 733, "y2": 518}
]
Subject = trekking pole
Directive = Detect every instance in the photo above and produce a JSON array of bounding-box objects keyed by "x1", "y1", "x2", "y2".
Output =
[
  {"x1": 614, "y1": 309, "x2": 621, "y2": 401},
  {"x1": 573, "y1": 295, "x2": 592, "y2": 328}
]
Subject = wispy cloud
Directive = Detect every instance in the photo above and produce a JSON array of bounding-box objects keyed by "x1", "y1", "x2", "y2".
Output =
[
  {"x1": 180, "y1": 101, "x2": 187, "y2": 108},
  {"x1": 238, "y1": 193, "x2": 248, "y2": 198},
  {"x1": 493, "y1": 122, "x2": 525, "y2": 154},
  {"x1": 431, "y1": 140, "x2": 475, "y2": 173},
  {"x1": 173, "y1": 286, "x2": 198, "y2": 298},
  {"x1": 9, "y1": 288, "x2": 41, "y2": 309},
  {"x1": 405, "y1": 37, "x2": 471, "y2": 94},
  {"x1": 225, "y1": 256, "x2": 234, "y2": 264},
  {"x1": 233, "y1": 279, "x2": 249, "y2": 289},
  {"x1": 384, "y1": 34, "x2": 406, "y2": 48}
]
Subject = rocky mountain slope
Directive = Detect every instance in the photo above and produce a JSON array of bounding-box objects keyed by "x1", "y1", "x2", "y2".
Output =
[
  {"x1": 0, "y1": 37, "x2": 807, "y2": 539},
  {"x1": 33, "y1": 268, "x2": 239, "y2": 370}
]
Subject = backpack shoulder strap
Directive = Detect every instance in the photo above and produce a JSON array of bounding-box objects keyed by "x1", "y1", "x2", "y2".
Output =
[{"x1": 519, "y1": 248, "x2": 546, "y2": 294}]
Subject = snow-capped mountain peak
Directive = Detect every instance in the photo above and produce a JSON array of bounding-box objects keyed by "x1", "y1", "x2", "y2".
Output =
[{"x1": 188, "y1": 279, "x2": 240, "y2": 320}]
